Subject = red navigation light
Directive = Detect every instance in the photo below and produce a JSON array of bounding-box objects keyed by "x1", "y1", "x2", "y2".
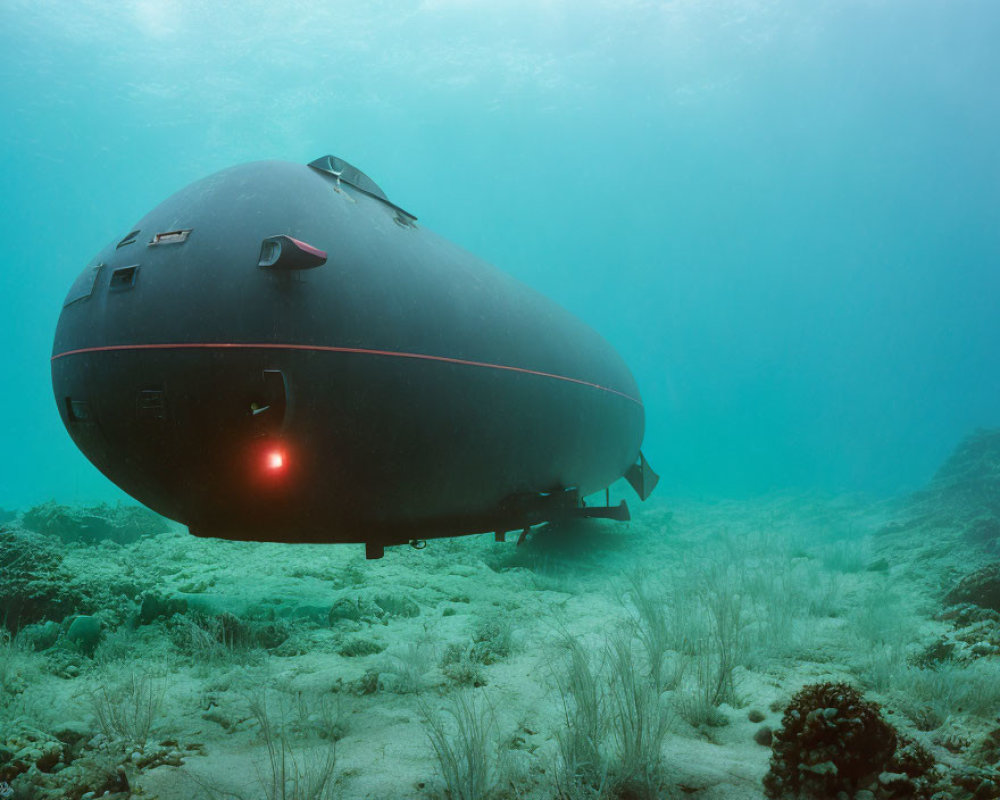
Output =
[{"x1": 248, "y1": 441, "x2": 294, "y2": 489}]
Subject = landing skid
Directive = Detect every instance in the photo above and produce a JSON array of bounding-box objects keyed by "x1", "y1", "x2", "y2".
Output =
[{"x1": 363, "y1": 451, "x2": 659, "y2": 558}]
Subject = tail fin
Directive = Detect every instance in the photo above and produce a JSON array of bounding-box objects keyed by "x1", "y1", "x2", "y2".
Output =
[{"x1": 625, "y1": 451, "x2": 659, "y2": 501}]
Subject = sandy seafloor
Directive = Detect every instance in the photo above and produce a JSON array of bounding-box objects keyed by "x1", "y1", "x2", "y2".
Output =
[{"x1": 3, "y1": 430, "x2": 1000, "y2": 800}]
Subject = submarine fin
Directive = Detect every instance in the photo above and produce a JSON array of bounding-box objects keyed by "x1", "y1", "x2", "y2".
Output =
[
  {"x1": 496, "y1": 489, "x2": 631, "y2": 529},
  {"x1": 308, "y1": 155, "x2": 391, "y2": 201},
  {"x1": 308, "y1": 154, "x2": 417, "y2": 222},
  {"x1": 579, "y1": 499, "x2": 630, "y2": 522},
  {"x1": 625, "y1": 451, "x2": 659, "y2": 501}
]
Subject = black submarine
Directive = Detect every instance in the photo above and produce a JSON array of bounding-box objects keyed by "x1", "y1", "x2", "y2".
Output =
[{"x1": 51, "y1": 156, "x2": 657, "y2": 558}]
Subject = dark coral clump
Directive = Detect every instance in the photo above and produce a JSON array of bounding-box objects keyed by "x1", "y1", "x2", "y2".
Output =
[
  {"x1": 944, "y1": 562, "x2": 1000, "y2": 614},
  {"x1": 0, "y1": 526, "x2": 88, "y2": 631},
  {"x1": 764, "y1": 682, "x2": 938, "y2": 799}
]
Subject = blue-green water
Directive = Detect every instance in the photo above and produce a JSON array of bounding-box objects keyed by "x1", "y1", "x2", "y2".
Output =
[{"x1": 2, "y1": 0, "x2": 998, "y2": 508}]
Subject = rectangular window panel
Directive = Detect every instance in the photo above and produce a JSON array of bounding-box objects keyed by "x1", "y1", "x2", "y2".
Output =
[{"x1": 62, "y1": 264, "x2": 102, "y2": 307}]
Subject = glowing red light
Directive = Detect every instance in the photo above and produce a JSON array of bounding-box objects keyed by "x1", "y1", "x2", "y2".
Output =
[{"x1": 266, "y1": 450, "x2": 285, "y2": 470}]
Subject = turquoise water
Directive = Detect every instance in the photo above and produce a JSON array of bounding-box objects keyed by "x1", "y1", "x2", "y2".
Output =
[{"x1": 2, "y1": 0, "x2": 999, "y2": 508}]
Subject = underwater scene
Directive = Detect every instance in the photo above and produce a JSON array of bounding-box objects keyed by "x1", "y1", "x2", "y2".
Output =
[{"x1": 2, "y1": 1, "x2": 1000, "y2": 799}]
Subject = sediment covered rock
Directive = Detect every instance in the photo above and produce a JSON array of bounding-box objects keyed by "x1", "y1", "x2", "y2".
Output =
[{"x1": 20, "y1": 501, "x2": 169, "y2": 545}]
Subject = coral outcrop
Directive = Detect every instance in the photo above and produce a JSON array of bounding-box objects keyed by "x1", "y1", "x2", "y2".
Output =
[
  {"x1": 916, "y1": 429, "x2": 1000, "y2": 518},
  {"x1": 20, "y1": 501, "x2": 169, "y2": 545},
  {"x1": 877, "y1": 429, "x2": 1000, "y2": 552},
  {"x1": 764, "y1": 682, "x2": 938, "y2": 799},
  {"x1": 0, "y1": 527, "x2": 86, "y2": 631},
  {"x1": 944, "y1": 563, "x2": 1000, "y2": 614}
]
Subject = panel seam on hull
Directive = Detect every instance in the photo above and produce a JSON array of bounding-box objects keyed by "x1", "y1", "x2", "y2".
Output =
[{"x1": 51, "y1": 342, "x2": 644, "y2": 406}]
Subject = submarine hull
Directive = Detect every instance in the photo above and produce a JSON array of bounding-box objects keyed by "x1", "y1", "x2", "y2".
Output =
[{"x1": 52, "y1": 158, "x2": 649, "y2": 548}]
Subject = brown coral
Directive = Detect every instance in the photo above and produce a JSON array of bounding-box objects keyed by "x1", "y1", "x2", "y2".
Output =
[{"x1": 764, "y1": 683, "x2": 917, "y2": 799}]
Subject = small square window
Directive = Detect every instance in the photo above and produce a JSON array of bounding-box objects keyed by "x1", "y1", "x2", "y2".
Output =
[
  {"x1": 65, "y1": 398, "x2": 92, "y2": 422},
  {"x1": 110, "y1": 265, "x2": 139, "y2": 291}
]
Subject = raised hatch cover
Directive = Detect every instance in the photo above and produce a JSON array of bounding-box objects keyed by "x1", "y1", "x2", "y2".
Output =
[{"x1": 307, "y1": 155, "x2": 417, "y2": 223}]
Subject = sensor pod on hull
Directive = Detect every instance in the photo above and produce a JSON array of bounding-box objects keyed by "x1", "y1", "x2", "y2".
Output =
[{"x1": 52, "y1": 155, "x2": 658, "y2": 557}]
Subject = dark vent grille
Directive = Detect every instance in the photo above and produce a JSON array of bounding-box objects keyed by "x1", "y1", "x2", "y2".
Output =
[{"x1": 136, "y1": 389, "x2": 166, "y2": 420}]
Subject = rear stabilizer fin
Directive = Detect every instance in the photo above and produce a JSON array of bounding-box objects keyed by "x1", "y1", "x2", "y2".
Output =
[
  {"x1": 625, "y1": 451, "x2": 659, "y2": 501},
  {"x1": 580, "y1": 499, "x2": 630, "y2": 522}
]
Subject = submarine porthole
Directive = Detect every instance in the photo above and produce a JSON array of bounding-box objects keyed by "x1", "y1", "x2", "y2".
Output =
[
  {"x1": 65, "y1": 398, "x2": 91, "y2": 423},
  {"x1": 109, "y1": 265, "x2": 139, "y2": 291}
]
